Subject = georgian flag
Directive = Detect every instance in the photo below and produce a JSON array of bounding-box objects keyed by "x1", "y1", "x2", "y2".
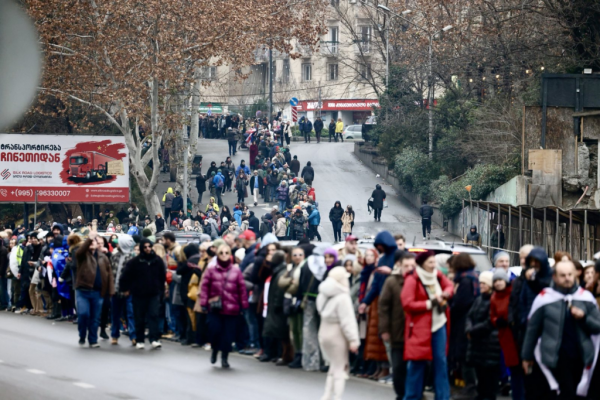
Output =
[{"x1": 528, "y1": 286, "x2": 600, "y2": 396}]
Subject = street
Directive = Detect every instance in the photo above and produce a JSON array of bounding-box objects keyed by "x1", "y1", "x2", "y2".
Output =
[
  {"x1": 158, "y1": 139, "x2": 455, "y2": 244},
  {"x1": 0, "y1": 313, "x2": 392, "y2": 400}
]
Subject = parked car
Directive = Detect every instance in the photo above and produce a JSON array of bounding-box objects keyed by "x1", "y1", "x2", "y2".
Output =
[
  {"x1": 342, "y1": 125, "x2": 363, "y2": 140},
  {"x1": 407, "y1": 239, "x2": 493, "y2": 272}
]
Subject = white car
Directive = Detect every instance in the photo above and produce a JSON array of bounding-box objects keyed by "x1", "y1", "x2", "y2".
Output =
[{"x1": 342, "y1": 125, "x2": 363, "y2": 140}]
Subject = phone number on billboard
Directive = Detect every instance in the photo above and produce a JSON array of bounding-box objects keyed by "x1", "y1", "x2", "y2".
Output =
[{"x1": 37, "y1": 190, "x2": 71, "y2": 197}]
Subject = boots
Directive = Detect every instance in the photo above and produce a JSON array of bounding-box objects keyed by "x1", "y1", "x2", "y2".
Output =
[
  {"x1": 211, "y1": 349, "x2": 218, "y2": 364},
  {"x1": 288, "y1": 353, "x2": 302, "y2": 369},
  {"x1": 221, "y1": 352, "x2": 230, "y2": 369}
]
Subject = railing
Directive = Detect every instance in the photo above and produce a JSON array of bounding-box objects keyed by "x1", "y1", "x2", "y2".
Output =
[
  {"x1": 354, "y1": 41, "x2": 371, "y2": 54},
  {"x1": 321, "y1": 41, "x2": 339, "y2": 56}
]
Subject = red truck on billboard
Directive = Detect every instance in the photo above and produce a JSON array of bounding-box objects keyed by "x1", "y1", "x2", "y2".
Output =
[{"x1": 69, "y1": 151, "x2": 116, "y2": 181}]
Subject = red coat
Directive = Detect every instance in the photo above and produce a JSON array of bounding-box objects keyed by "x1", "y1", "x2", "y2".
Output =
[
  {"x1": 200, "y1": 262, "x2": 248, "y2": 315},
  {"x1": 490, "y1": 286, "x2": 519, "y2": 367},
  {"x1": 249, "y1": 144, "x2": 258, "y2": 167},
  {"x1": 401, "y1": 270, "x2": 453, "y2": 361}
]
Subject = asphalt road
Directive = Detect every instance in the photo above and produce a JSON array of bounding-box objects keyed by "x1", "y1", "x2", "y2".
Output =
[
  {"x1": 0, "y1": 313, "x2": 393, "y2": 400},
  {"x1": 156, "y1": 139, "x2": 457, "y2": 244}
]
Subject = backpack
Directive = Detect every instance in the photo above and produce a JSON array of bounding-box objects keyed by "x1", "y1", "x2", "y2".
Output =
[
  {"x1": 127, "y1": 226, "x2": 139, "y2": 235},
  {"x1": 217, "y1": 176, "x2": 224, "y2": 188}
]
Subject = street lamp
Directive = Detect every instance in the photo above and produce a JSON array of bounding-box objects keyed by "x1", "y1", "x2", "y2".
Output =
[{"x1": 376, "y1": 5, "x2": 453, "y2": 159}]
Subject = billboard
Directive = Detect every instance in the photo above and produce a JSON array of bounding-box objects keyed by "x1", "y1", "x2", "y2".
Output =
[{"x1": 0, "y1": 134, "x2": 129, "y2": 203}]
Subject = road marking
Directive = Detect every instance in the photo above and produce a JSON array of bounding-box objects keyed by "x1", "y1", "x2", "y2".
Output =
[
  {"x1": 26, "y1": 369, "x2": 46, "y2": 374},
  {"x1": 73, "y1": 382, "x2": 95, "y2": 389}
]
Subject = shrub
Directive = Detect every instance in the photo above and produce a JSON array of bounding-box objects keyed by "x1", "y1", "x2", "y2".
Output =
[{"x1": 394, "y1": 147, "x2": 439, "y2": 197}]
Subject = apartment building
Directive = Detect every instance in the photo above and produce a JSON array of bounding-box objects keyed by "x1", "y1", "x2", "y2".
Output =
[{"x1": 198, "y1": 0, "x2": 385, "y2": 128}]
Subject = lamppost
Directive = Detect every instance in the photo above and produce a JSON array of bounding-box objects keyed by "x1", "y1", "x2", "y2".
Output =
[{"x1": 377, "y1": 4, "x2": 452, "y2": 160}]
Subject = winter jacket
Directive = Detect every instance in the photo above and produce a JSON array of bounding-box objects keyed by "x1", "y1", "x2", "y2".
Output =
[
  {"x1": 276, "y1": 185, "x2": 289, "y2": 201},
  {"x1": 490, "y1": 231, "x2": 505, "y2": 248},
  {"x1": 236, "y1": 177, "x2": 248, "y2": 198},
  {"x1": 328, "y1": 121, "x2": 335, "y2": 134},
  {"x1": 464, "y1": 225, "x2": 482, "y2": 246},
  {"x1": 465, "y1": 292, "x2": 501, "y2": 366},
  {"x1": 200, "y1": 262, "x2": 248, "y2": 315},
  {"x1": 233, "y1": 209, "x2": 243, "y2": 227},
  {"x1": 171, "y1": 195, "x2": 184, "y2": 212},
  {"x1": 301, "y1": 165, "x2": 314, "y2": 181},
  {"x1": 75, "y1": 239, "x2": 115, "y2": 297},
  {"x1": 378, "y1": 272, "x2": 406, "y2": 348},
  {"x1": 522, "y1": 285, "x2": 600, "y2": 369},
  {"x1": 449, "y1": 268, "x2": 479, "y2": 363},
  {"x1": 248, "y1": 212, "x2": 260, "y2": 234},
  {"x1": 519, "y1": 247, "x2": 552, "y2": 326},
  {"x1": 291, "y1": 215, "x2": 306, "y2": 236},
  {"x1": 196, "y1": 175, "x2": 206, "y2": 194},
  {"x1": 308, "y1": 208, "x2": 321, "y2": 225},
  {"x1": 419, "y1": 204, "x2": 434, "y2": 219},
  {"x1": 274, "y1": 217, "x2": 287, "y2": 237},
  {"x1": 263, "y1": 258, "x2": 289, "y2": 339},
  {"x1": 290, "y1": 160, "x2": 300, "y2": 176},
  {"x1": 370, "y1": 187, "x2": 386, "y2": 209},
  {"x1": 305, "y1": 119, "x2": 313, "y2": 132},
  {"x1": 119, "y1": 252, "x2": 166, "y2": 297},
  {"x1": 490, "y1": 285, "x2": 520, "y2": 367},
  {"x1": 164, "y1": 188, "x2": 175, "y2": 208},
  {"x1": 236, "y1": 165, "x2": 251, "y2": 178},
  {"x1": 176, "y1": 253, "x2": 202, "y2": 307},
  {"x1": 317, "y1": 275, "x2": 360, "y2": 348},
  {"x1": 329, "y1": 206, "x2": 343, "y2": 222},
  {"x1": 335, "y1": 121, "x2": 344, "y2": 134},
  {"x1": 401, "y1": 269, "x2": 453, "y2": 361},
  {"x1": 313, "y1": 119, "x2": 324, "y2": 132},
  {"x1": 249, "y1": 176, "x2": 262, "y2": 193},
  {"x1": 341, "y1": 212, "x2": 353, "y2": 233}
]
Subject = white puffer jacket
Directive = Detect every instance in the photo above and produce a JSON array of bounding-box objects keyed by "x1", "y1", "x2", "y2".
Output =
[{"x1": 316, "y1": 276, "x2": 360, "y2": 348}]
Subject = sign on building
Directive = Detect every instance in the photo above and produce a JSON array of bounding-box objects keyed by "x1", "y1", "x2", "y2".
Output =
[{"x1": 0, "y1": 134, "x2": 130, "y2": 203}]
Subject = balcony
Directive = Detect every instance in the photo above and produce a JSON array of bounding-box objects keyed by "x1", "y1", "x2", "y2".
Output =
[
  {"x1": 321, "y1": 41, "x2": 339, "y2": 57},
  {"x1": 354, "y1": 41, "x2": 371, "y2": 55},
  {"x1": 296, "y1": 44, "x2": 313, "y2": 58}
]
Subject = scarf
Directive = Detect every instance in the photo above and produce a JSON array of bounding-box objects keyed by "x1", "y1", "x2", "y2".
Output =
[
  {"x1": 308, "y1": 255, "x2": 327, "y2": 281},
  {"x1": 454, "y1": 269, "x2": 480, "y2": 297},
  {"x1": 416, "y1": 266, "x2": 447, "y2": 332},
  {"x1": 529, "y1": 286, "x2": 600, "y2": 397},
  {"x1": 359, "y1": 264, "x2": 376, "y2": 302}
]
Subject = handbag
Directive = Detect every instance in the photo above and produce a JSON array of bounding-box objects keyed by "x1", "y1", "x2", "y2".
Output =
[
  {"x1": 209, "y1": 267, "x2": 232, "y2": 312},
  {"x1": 187, "y1": 274, "x2": 199, "y2": 301}
]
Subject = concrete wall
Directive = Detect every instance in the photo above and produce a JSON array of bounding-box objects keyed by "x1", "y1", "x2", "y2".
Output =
[{"x1": 484, "y1": 175, "x2": 529, "y2": 206}]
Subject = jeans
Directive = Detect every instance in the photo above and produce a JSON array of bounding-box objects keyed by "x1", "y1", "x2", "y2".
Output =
[
  {"x1": 111, "y1": 295, "x2": 136, "y2": 340},
  {"x1": 244, "y1": 306, "x2": 260, "y2": 348},
  {"x1": 422, "y1": 219, "x2": 431, "y2": 238},
  {"x1": 509, "y1": 366, "x2": 526, "y2": 400},
  {"x1": 228, "y1": 140, "x2": 236, "y2": 156},
  {"x1": 215, "y1": 187, "x2": 223, "y2": 207},
  {"x1": 315, "y1": 130, "x2": 321, "y2": 142},
  {"x1": 269, "y1": 187, "x2": 277, "y2": 202},
  {"x1": 76, "y1": 289, "x2": 104, "y2": 344},
  {"x1": 133, "y1": 295, "x2": 161, "y2": 343},
  {"x1": 374, "y1": 208, "x2": 382, "y2": 221},
  {"x1": 336, "y1": 132, "x2": 344, "y2": 142},
  {"x1": 207, "y1": 313, "x2": 238, "y2": 354},
  {"x1": 332, "y1": 220, "x2": 342, "y2": 242},
  {"x1": 0, "y1": 277, "x2": 9, "y2": 309},
  {"x1": 403, "y1": 325, "x2": 450, "y2": 400},
  {"x1": 279, "y1": 200, "x2": 287, "y2": 213}
]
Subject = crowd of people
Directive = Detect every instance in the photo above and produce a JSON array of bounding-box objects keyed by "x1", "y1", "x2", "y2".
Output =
[{"x1": 3, "y1": 214, "x2": 600, "y2": 400}]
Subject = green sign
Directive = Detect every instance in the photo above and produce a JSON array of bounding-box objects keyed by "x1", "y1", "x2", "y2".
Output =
[{"x1": 199, "y1": 102, "x2": 223, "y2": 113}]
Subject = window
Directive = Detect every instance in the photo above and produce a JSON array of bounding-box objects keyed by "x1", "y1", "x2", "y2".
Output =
[
  {"x1": 302, "y1": 63, "x2": 312, "y2": 82},
  {"x1": 359, "y1": 63, "x2": 372, "y2": 80},
  {"x1": 360, "y1": 26, "x2": 371, "y2": 53},
  {"x1": 329, "y1": 27, "x2": 339, "y2": 54},
  {"x1": 201, "y1": 66, "x2": 217, "y2": 80},
  {"x1": 328, "y1": 64, "x2": 339, "y2": 81},
  {"x1": 283, "y1": 59, "x2": 290, "y2": 83}
]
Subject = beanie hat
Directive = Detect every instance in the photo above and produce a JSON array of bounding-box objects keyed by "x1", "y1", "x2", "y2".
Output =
[
  {"x1": 142, "y1": 228, "x2": 152, "y2": 238},
  {"x1": 493, "y1": 268, "x2": 510, "y2": 284},
  {"x1": 493, "y1": 251, "x2": 510, "y2": 265},
  {"x1": 415, "y1": 250, "x2": 436, "y2": 266},
  {"x1": 479, "y1": 271, "x2": 494, "y2": 288},
  {"x1": 328, "y1": 266, "x2": 349, "y2": 288},
  {"x1": 234, "y1": 248, "x2": 246, "y2": 261}
]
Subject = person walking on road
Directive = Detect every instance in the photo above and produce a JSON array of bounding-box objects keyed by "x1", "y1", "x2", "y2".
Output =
[
  {"x1": 119, "y1": 238, "x2": 166, "y2": 350},
  {"x1": 317, "y1": 266, "x2": 360, "y2": 400},
  {"x1": 283, "y1": 121, "x2": 292, "y2": 146},
  {"x1": 163, "y1": 187, "x2": 175, "y2": 224},
  {"x1": 249, "y1": 170, "x2": 262, "y2": 207},
  {"x1": 307, "y1": 204, "x2": 322, "y2": 242},
  {"x1": 301, "y1": 161, "x2": 315, "y2": 186},
  {"x1": 314, "y1": 117, "x2": 324, "y2": 144},
  {"x1": 370, "y1": 184, "x2": 386, "y2": 222},
  {"x1": 328, "y1": 119, "x2": 336, "y2": 142},
  {"x1": 200, "y1": 244, "x2": 248, "y2": 368},
  {"x1": 329, "y1": 201, "x2": 344, "y2": 243},
  {"x1": 335, "y1": 118, "x2": 344, "y2": 142},
  {"x1": 236, "y1": 171, "x2": 249, "y2": 204},
  {"x1": 196, "y1": 174, "x2": 206, "y2": 205},
  {"x1": 419, "y1": 200, "x2": 433, "y2": 240},
  {"x1": 74, "y1": 232, "x2": 115, "y2": 348},
  {"x1": 276, "y1": 180, "x2": 289, "y2": 214},
  {"x1": 290, "y1": 155, "x2": 300, "y2": 177},
  {"x1": 227, "y1": 127, "x2": 237, "y2": 156},
  {"x1": 522, "y1": 260, "x2": 600, "y2": 400}
]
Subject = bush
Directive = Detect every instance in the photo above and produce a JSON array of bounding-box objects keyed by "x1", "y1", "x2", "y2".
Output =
[
  {"x1": 394, "y1": 147, "x2": 439, "y2": 197},
  {"x1": 431, "y1": 163, "x2": 518, "y2": 217}
]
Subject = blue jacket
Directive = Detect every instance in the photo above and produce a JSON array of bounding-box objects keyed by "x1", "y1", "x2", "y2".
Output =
[
  {"x1": 213, "y1": 173, "x2": 224, "y2": 187},
  {"x1": 308, "y1": 208, "x2": 321, "y2": 225},
  {"x1": 362, "y1": 231, "x2": 398, "y2": 305},
  {"x1": 171, "y1": 196, "x2": 183, "y2": 212},
  {"x1": 233, "y1": 209, "x2": 242, "y2": 226},
  {"x1": 127, "y1": 226, "x2": 139, "y2": 235},
  {"x1": 305, "y1": 120, "x2": 313, "y2": 132},
  {"x1": 299, "y1": 118, "x2": 307, "y2": 132},
  {"x1": 236, "y1": 165, "x2": 250, "y2": 178}
]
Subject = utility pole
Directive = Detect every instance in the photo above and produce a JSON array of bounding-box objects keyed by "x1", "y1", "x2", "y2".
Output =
[
  {"x1": 428, "y1": 34, "x2": 433, "y2": 160},
  {"x1": 317, "y1": 86, "x2": 322, "y2": 118},
  {"x1": 268, "y1": 47, "x2": 273, "y2": 120}
]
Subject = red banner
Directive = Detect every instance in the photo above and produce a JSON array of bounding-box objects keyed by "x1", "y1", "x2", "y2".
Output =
[
  {"x1": 0, "y1": 186, "x2": 129, "y2": 203},
  {"x1": 296, "y1": 99, "x2": 379, "y2": 111}
]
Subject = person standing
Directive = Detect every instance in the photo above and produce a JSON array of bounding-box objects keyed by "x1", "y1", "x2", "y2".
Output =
[
  {"x1": 200, "y1": 244, "x2": 248, "y2": 368},
  {"x1": 401, "y1": 250, "x2": 453, "y2": 400},
  {"x1": 74, "y1": 232, "x2": 115, "y2": 347},
  {"x1": 236, "y1": 171, "x2": 249, "y2": 204},
  {"x1": 490, "y1": 224, "x2": 506, "y2": 255},
  {"x1": 119, "y1": 238, "x2": 166, "y2": 350},
  {"x1": 196, "y1": 173, "x2": 206, "y2": 205},
  {"x1": 522, "y1": 260, "x2": 600, "y2": 399},
  {"x1": 155, "y1": 213, "x2": 165, "y2": 234},
  {"x1": 249, "y1": 170, "x2": 262, "y2": 207},
  {"x1": 379, "y1": 251, "x2": 415, "y2": 400},
  {"x1": 283, "y1": 121, "x2": 292, "y2": 146},
  {"x1": 171, "y1": 191, "x2": 184, "y2": 223},
  {"x1": 341, "y1": 207, "x2": 354, "y2": 239},
  {"x1": 328, "y1": 119, "x2": 336, "y2": 142},
  {"x1": 419, "y1": 200, "x2": 433, "y2": 240},
  {"x1": 276, "y1": 181, "x2": 289, "y2": 214},
  {"x1": 329, "y1": 201, "x2": 344, "y2": 243},
  {"x1": 301, "y1": 161, "x2": 315, "y2": 186},
  {"x1": 370, "y1": 184, "x2": 386, "y2": 222},
  {"x1": 109, "y1": 235, "x2": 137, "y2": 346},
  {"x1": 464, "y1": 225, "x2": 482, "y2": 246},
  {"x1": 313, "y1": 117, "x2": 324, "y2": 144},
  {"x1": 335, "y1": 118, "x2": 344, "y2": 142},
  {"x1": 227, "y1": 127, "x2": 237, "y2": 156},
  {"x1": 304, "y1": 117, "x2": 313, "y2": 143},
  {"x1": 465, "y1": 271, "x2": 501, "y2": 400},
  {"x1": 317, "y1": 267, "x2": 360, "y2": 400}
]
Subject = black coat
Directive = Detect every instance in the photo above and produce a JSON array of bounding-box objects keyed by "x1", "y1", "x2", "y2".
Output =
[
  {"x1": 290, "y1": 160, "x2": 300, "y2": 176},
  {"x1": 248, "y1": 214, "x2": 260, "y2": 233},
  {"x1": 263, "y1": 261, "x2": 289, "y2": 339},
  {"x1": 329, "y1": 206, "x2": 344, "y2": 222},
  {"x1": 171, "y1": 196, "x2": 183, "y2": 212},
  {"x1": 176, "y1": 254, "x2": 201, "y2": 307},
  {"x1": 301, "y1": 166, "x2": 314, "y2": 180},
  {"x1": 371, "y1": 188, "x2": 386, "y2": 209},
  {"x1": 313, "y1": 119, "x2": 324, "y2": 132},
  {"x1": 155, "y1": 218, "x2": 165, "y2": 233},
  {"x1": 449, "y1": 270, "x2": 479, "y2": 362},
  {"x1": 196, "y1": 175, "x2": 206, "y2": 193},
  {"x1": 466, "y1": 292, "x2": 501, "y2": 367},
  {"x1": 328, "y1": 122, "x2": 335, "y2": 134},
  {"x1": 419, "y1": 204, "x2": 433, "y2": 219},
  {"x1": 119, "y1": 253, "x2": 166, "y2": 297}
]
